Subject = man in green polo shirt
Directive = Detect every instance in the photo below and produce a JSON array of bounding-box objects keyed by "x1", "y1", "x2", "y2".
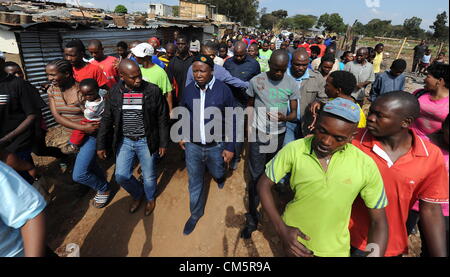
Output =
[{"x1": 258, "y1": 98, "x2": 389, "y2": 257}]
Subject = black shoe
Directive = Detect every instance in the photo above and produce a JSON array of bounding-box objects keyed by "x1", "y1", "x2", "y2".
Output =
[
  {"x1": 214, "y1": 177, "x2": 225, "y2": 190},
  {"x1": 240, "y1": 213, "x2": 259, "y2": 239},
  {"x1": 183, "y1": 216, "x2": 199, "y2": 235}
]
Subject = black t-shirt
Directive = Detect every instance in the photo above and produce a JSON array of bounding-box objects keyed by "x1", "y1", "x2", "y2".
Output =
[
  {"x1": 0, "y1": 74, "x2": 40, "y2": 152},
  {"x1": 167, "y1": 55, "x2": 195, "y2": 105},
  {"x1": 414, "y1": 45, "x2": 427, "y2": 59}
]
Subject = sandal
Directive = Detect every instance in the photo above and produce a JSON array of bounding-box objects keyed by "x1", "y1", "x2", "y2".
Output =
[{"x1": 92, "y1": 191, "x2": 111, "y2": 209}]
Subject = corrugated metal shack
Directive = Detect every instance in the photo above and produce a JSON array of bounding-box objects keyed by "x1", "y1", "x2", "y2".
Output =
[{"x1": 0, "y1": 21, "x2": 210, "y2": 128}]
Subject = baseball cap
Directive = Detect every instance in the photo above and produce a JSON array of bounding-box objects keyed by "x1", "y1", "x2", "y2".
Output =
[
  {"x1": 148, "y1": 37, "x2": 160, "y2": 47},
  {"x1": 322, "y1": 98, "x2": 360, "y2": 124},
  {"x1": 193, "y1": 54, "x2": 214, "y2": 69},
  {"x1": 190, "y1": 40, "x2": 200, "y2": 52},
  {"x1": 131, "y1": 43, "x2": 154, "y2": 58}
]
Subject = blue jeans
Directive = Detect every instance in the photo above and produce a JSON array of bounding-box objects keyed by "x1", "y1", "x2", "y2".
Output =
[
  {"x1": 72, "y1": 136, "x2": 109, "y2": 192},
  {"x1": 185, "y1": 142, "x2": 226, "y2": 220},
  {"x1": 115, "y1": 137, "x2": 157, "y2": 201},
  {"x1": 283, "y1": 121, "x2": 300, "y2": 146}
]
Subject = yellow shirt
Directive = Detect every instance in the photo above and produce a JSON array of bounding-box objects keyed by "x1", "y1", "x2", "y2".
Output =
[{"x1": 373, "y1": 52, "x2": 383, "y2": 74}]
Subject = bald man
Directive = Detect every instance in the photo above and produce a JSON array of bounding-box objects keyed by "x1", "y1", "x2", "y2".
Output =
[
  {"x1": 283, "y1": 49, "x2": 311, "y2": 145},
  {"x1": 97, "y1": 59, "x2": 170, "y2": 216},
  {"x1": 344, "y1": 47, "x2": 375, "y2": 106},
  {"x1": 242, "y1": 50, "x2": 299, "y2": 239},
  {"x1": 224, "y1": 41, "x2": 261, "y2": 170},
  {"x1": 88, "y1": 39, "x2": 119, "y2": 88}
]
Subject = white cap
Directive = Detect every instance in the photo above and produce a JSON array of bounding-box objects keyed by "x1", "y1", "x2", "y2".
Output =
[
  {"x1": 190, "y1": 40, "x2": 200, "y2": 52},
  {"x1": 131, "y1": 43, "x2": 154, "y2": 58}
]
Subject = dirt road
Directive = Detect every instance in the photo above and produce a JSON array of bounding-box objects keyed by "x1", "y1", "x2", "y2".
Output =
[{"x1": 37, "y1": 77, "x2": 425, "y2": 257}]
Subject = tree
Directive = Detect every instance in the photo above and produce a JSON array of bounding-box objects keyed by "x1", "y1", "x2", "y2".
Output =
[
  {"x1": 260, "y1": 14, "x2": 277, "y2": 30},
  {"x1": 172, "y1": 6, "x2": 179, "y2": 17},
  {"x1": 430, "y1": 11, "x2": 449, "y2": 41},
  {"x1": 183, "y1": 0, "x2": 259, "y2": 26},
  {"x1": 316, "y1": 13, "x2": 346, "y2": 33},
  {"x1": 114, "y1": 4, "x2": 128, "y2": 14},
  {"x1": 291, "y1": 14, "x2": 317, "y2": 30},
  {"x1": 364, "y1": 19, "x2": 392, "y2": 37},
  {"x1": 271, "y1": 9, "x2": 288, "y2": 19},
  {"x1": 403, "y1": 17, "x2": 423, "y2": 37},
  {"x1": 352, "y1": 21, "x2": 366, "y2": 35}
]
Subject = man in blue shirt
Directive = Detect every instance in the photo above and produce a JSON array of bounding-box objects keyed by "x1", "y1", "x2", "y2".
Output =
[
  {"x1": 185, "y1": 45, "x2": 249, "y2": 90},
  {"x1": 369, "y1": 59, "x2": 406, "y2": 102},
  {"x1": 178, "y1": 55, "x2": 237, "y2": 235},
  {"x1": 224, "y1": 41, "x2": 261, "y2": 170}
]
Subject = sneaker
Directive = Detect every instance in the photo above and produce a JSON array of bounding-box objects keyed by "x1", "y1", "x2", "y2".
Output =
[
  {"x1": 61, "y1": 144, "x2": 79, "y2": 155},
  {"x1": 240, "y1": 213, "x2": 259, "y2": 239}
]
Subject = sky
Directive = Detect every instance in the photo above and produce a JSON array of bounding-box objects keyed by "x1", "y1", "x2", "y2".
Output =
[{"x1": 59, "y1": 0, "x2": 449, "y2": 30}]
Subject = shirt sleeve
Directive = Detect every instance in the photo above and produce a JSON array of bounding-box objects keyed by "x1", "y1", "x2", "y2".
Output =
[
  {"x1": 416, "y1": 147, "x2": 449, "y2": 204},
  {"x1": 219, "y1": 66, "x2": 249, "y2": 89},
  {"x1": 0, "y1": 162, "x2": 46, "y2": 229},
  {"x1": 18, "y1": 79, "x2": 39, "y2": 116},
  {"x1": 159, "y1": 70, "x2": 172, "y2": 95},
  {"x1": 264, "y1": 144, "x2": 294, "y2": 184},
  {"x1": 369, "y1": 74, "x2": 381, "y2": 102},
  {"x1": 359, "y1": 157, "x2": 387, "y2": 209},
  {"x1": 186, "y1": 66, "x2": 194, "y2": 87},
  {"x1": 246, "y1": 79, "x2": 255, "y2": 97}
]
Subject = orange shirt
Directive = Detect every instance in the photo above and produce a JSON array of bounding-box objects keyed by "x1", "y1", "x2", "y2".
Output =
[
  {"x1": 90, "y1": 56, "x2": 119, "y2": 89},
  {"x1": 73, "y1": 63, "x2": 109, "y2": 89},
  {"x1": 311, "y1": 43, "x2": 327, "y2": 57},
  {"x1": 349, "y1": 129, "x2": 449, "y2": 256}
]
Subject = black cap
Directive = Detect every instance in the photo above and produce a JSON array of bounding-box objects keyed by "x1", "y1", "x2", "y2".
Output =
[{"x1": 193, "y1": 54, "x2": 214, "y2": 69}]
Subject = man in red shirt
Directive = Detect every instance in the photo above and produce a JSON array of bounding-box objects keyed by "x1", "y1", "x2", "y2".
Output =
[
  {"x1": 350, "y1": 91, "x2": 448, "y2": 257},
  {"x1": 87, "y1": 40, "x2": 119, "y2": 89},
  {"x1": 64, "y1": 39, "x2": 109, "y2": 90}
]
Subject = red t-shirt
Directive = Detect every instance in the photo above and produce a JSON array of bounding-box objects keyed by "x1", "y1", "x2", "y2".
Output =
[
  {"x1": 89, "y1": 56, "x2": 119, "y2": 89},
  {"x1": 73, "y1": 63, "x2": 109, "y2": 88},
  {"x1": 311, "y1": 43, "x2": 327, "y2": 57},
  {"x1": 349, "y1": 129, "x2": 449, "y2": 256},
  {"x1": 298, "y1": 43, "x2": 311, "y2": 56}
]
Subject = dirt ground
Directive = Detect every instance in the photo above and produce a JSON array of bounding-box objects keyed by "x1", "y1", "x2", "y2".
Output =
[{"x1": 35, "y1": 74, "x2": 426, "y2": 258}]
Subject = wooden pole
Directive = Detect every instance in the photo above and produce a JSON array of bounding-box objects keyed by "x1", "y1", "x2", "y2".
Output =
[
  {"x1": 437, "y1": 42, "x2": 444, "y2": 55},
  {"x1": 396, "y1": 37, "x2": 408, "y2": 59}
]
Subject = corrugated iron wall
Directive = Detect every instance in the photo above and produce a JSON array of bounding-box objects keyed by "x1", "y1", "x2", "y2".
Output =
[{"x1": 18, "y1": 30, "x2": 63, "y2": 128}]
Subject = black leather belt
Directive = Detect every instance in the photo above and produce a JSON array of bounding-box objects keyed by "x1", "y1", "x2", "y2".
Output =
[
  {"x1": 125, "y1": 136, "x2": 146, "y2": 141},
  {"x1": 192, "y1": 141, "x2": 218, "y2": 148}
]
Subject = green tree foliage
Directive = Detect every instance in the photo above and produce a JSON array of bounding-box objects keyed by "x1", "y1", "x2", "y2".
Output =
[
  {"x1": 114, "y1": 4, "x2": 128, "y2": 14},
  {"x1": 364, "y1": 19, "x2": 392, "y2": 37},
  {"x1": 260, "y1": 13, "x2": 277, "y2": 30},
  {"x1": 172, "y1": 6, "x2": 179, "y2": 17},
  {"x1": 316, "y1": 13, "x2": 346, "y2": 33},
  {"x1": 290, "y1": 14, "x2": 317, "y2": 30},
  {"x1": 183, "y1": 0, "x2": 259, "y2": 26},
  {"x1": 271, "y1": 9, "x2": 288, "y2": 19},
  {"x1": 403, "y1": 17, "x2": 423, "y2": 37},
  {"x1": 430, "y1": 11, "x2": 449, "y2": 41}
]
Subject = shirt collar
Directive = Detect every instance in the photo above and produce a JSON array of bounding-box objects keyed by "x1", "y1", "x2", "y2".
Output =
[
  {"x1": 288, "y1": 68, "x2": 310, "y2": 82},
  {"x1": 359, "y1": 128, "x2": 429, "y2": 157},
  {"x1": 195, "y1": 76, "x2": 216, "y2": 91}
]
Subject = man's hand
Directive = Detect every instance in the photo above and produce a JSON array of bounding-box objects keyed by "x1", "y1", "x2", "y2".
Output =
[
  {"x1": 179, "y1": 140, "x2": 186, "y2": 150},
  {"x1": 278, "y1": 224, "x2": 314, "y2": 257},
  {"x1": 222, "y1": 150, "x2": 234, "y2": 164},
  {"x1": 83, "y1": 122, "x2": 100, "y2": 134},
  {"x1": 97, "y1": 150, "x2": 107, "y2": 160},
  {"x1": 310, "y1": 101, "x2": 322, "y2": 116},
  {"x1": 159, "y1": 148, "x2": 167, "y2": 157},
  {"x1": 267, "y1": 112, "x2": 287, "y2": 122}
]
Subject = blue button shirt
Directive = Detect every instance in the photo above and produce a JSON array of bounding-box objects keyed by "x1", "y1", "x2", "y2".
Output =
[{"x1": 287, "y1": 68, "x2": 310, "y2": 121}]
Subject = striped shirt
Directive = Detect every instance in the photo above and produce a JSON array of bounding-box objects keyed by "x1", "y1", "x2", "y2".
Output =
[
  {"x1": 47, "y1": 84, "x2": 84, "y2": 134},
  {"x1": 122, "y1": 92, "x2": 145, "y2": 137}
]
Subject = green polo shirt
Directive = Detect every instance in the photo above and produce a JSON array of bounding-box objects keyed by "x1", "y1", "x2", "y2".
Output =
[
  {"x1": 265, "y1": 136, "x2": 386, "y2": 257},
  {"x1": 140, "y1": 65, "x2": 172, "y2": 95}
]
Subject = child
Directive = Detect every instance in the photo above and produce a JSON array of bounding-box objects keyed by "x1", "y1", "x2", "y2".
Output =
[
  {"x1": 419, "y1": 48, "x2": 432, "y2": 75},
  {"x1": 61, "y1": 78, "x2": 104, "y2": 154},
  {"x1": 369, "y1": 59, "x2": 407, "y2": 102}
]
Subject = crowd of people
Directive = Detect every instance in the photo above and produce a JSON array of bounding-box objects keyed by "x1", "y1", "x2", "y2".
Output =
[{"x1": 0, "y1": 29, "x2": 448, "y2": 257}]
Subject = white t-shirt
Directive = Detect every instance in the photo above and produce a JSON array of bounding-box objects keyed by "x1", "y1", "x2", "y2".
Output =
[{"x1": 84, "y1": 96, "x2": 105, "y2": 121}]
